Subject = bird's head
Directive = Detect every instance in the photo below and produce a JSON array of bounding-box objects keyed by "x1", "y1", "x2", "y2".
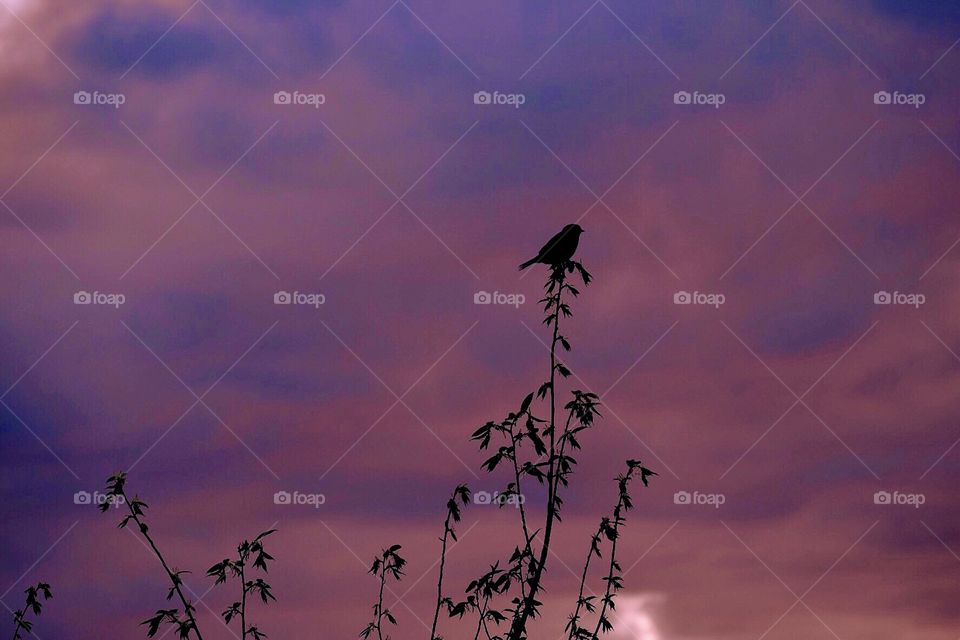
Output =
[{"x1": 564, "y1": 223, "x2": 584, "y2": 236}]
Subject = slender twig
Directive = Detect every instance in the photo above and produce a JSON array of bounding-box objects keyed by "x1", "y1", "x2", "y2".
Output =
[
  {"x1": 239, "y1": 560, "x2": 247, "y2": 639},
  {"x1": 508, "y1": 265, "x2": 568, "y2": 638},
  {"x1": 431, "y1": 513, "x2": 453, "y2": 640},
  {"x1": 118, "y1": 488, "x2": 204, "y2": 640},
  {"x1": 567, "y1": 522, "x2": 603, "y2": 640}
]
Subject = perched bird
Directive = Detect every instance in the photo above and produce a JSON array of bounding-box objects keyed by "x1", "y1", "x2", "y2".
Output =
[{"x1": 518, "y1": 224, "x2": 584, "y2": 270}]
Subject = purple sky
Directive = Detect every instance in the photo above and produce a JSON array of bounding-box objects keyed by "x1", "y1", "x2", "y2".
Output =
[{"x1": 1, "y1": 1, "x2": 959, "y2": 638}]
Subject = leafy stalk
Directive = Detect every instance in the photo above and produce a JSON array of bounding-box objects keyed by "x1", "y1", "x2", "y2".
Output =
[
  {"x1": 207, "y1": 530, "x2": 277, "y2": 639},
  {"x1": 508, "y1": 262, "x2": 588, "y2": 638},
  {"x1": 360, "y1": 546, "x2": 405, "y2": 640},
  {"x1": 102, "y1": 473, "x2": 204, "y2": 640},
  {"x1": 590, "y1": 461, "x2": 653, "y2": 638},
  {"x1": 10, "y1": 582, "x2": 52, "y2": 640},
  {"x1": 431, "y1": 486, "x2": 470, "y2": 640}
]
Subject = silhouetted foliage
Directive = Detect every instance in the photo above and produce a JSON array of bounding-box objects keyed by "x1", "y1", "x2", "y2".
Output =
[
  {"x1": 367, "y1": 229, "x2": 656, "y2": 640},
  {"x1": 360, "y1": 545, "x2": 406, "y2": 640},
  {"x1": 207, "y1": 529, "x2": 277, "y2": 639},
  {"x1": 431, "y1": 485, "x2": 471, "y2": 640},
  {"x1": 102, "y1": 472, "x2": 205, "y2": 640},
  {"x1": 101, "y1": 473, "x2": 280, "y2": 640},
  {"x1": 10, "y1": 582, "x2": 52, "y2": 640},
  {"x1": 566, "y1": 460, "x2": 653, "y2": 639}
]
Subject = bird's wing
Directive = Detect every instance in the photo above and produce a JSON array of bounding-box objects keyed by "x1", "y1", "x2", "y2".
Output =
[{"x1": 537, "y1": 228, "x2": 569, "y2": 257}]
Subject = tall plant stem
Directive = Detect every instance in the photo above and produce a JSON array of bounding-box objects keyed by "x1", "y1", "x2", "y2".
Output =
[
  {"x1": 120, "y1": 490, "x2": 204, "y2": 640},
  {"x1": 239, "y1": 561, "x2": 247, "y2": 639},
  {"x1": 430, "y1": 513, "x2": 453, "y2": 640},
  {"x1": 508, "y1": 267, "x2": 567, "y2": 639},
  {"x1": 375, "y1": 566, "x2": 386, "y2": 640},
  {"x1": 567, "y1": 524, "x2": 603, "y2": 640},
  {"x1": 507, "y1": 418, "x2": 532, "y2": 600}
]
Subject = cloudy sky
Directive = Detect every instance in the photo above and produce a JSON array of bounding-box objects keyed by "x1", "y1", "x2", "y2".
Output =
[{"x1": 1, "y1": 1, "x2": 959, "y2": 638}]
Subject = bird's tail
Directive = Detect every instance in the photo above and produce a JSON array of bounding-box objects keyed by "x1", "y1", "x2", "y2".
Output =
[{"x1": 518, "y1": 256, "x2": 538, "y2": 271}]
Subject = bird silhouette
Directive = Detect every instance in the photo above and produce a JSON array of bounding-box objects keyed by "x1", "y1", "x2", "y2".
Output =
[{"x1": 518, "y1": 224, "x2": 584, "y2": 270}]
